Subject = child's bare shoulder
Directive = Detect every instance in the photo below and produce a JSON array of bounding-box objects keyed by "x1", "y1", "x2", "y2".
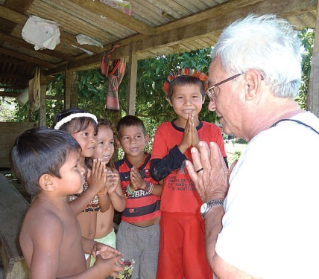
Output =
[{"x1": 23, "y1": 198, "x2": 65, "y2": 232}]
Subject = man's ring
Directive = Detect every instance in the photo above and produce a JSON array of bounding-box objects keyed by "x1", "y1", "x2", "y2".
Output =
[{"x1": 196, "y1": 168, "x2": 204, "y2": 173}]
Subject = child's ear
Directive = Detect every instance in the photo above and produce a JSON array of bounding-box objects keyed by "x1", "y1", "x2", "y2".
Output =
[
  {"x1": 38, "y1": 174, "x2": 55, "y2": 192},
  {"x1": 116, "y1": 138, "x2": 122, "y2": 149},
  {"x1": 145, "y1": 134, "x2": 149, "y2": 145},
  {"x1": 167, "y1": 98, "x2": 173, "y2": 107}
]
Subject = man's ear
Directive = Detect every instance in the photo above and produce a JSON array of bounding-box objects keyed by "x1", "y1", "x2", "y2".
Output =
[
  {"x1": 244, "y1": 70, "x2": 263, "y2": 101},
  {"x1": 38, "y1": 173, "x2": 55, "y2": 192},
  {"x1": 167, "y1": 98, "x2": 173, "y2": 107}
]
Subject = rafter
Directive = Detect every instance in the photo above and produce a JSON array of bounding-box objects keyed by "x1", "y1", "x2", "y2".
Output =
[
  {"x1": 60, "y1": 0, "x2": 316, "y2": 73},
  {"x1": 0, "y1": 6, "x2": 103, "y2": 55},
  {"x1": 0, "y1": 47, "x2": 54, "y2": 68},
  {"x1": 68, "y1": 0, "x2": 156, "y2": 36}
]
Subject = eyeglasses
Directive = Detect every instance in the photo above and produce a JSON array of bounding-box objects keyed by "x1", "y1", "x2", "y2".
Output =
[{"x1": 206, "y1": 73, "x2": 243, "y2": 101}]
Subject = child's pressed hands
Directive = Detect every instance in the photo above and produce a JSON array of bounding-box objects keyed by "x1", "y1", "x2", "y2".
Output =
[
  {"x1": 189, "y1": 113, "x2": 200, "y2": 148},
  {"x1": 179, "y1": 114, "x2": 193, "y2": 153},
  {"x1": 108, "y1": 171, "x2": 120, "y2": 194},
  {"x1": 87, "y1": 158, "x2": 107, "y2": 194},
  {"x1": 130, "y1": 166, "x2": 146, "y2": 191},
  {"x1": 105, "y1": 170, "x2": 115, "y2": 192}
]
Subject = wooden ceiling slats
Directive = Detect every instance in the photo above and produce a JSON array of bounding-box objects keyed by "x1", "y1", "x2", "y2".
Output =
[{"x1": 0, "y1": 0, "x2": 317, "y2": 91}]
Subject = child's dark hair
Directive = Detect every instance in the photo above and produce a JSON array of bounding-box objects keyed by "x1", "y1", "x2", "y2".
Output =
[
  {"x1": 10, "y1": 127, "x2": 81, "y2": 196},
  {"x1": 116, "y1": 115, "x2": 147, "y2": 137},
  {"x1": 53, "y1": 107, "x2": 97, "y2": 134},
  {"x1": 167, "y1": 75, "x2": 206, "y2": 102}
]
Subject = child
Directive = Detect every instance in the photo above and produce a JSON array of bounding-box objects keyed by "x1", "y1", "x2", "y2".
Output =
[
  {"x1": 90, "y1": 119, "x2": 126, "y2": 267},
  {"x1": 53, "y1": 107, "x2": 110, "y2": 265},
  {"x1": 11, "y1": 127, "x2": 124, "y2": 278},
  {"x1": 150, "y1": 69, "x2": 228, "y2": 279},
  {"x1": 114, "y1": 115, "x2": 162, "y2": 279}
]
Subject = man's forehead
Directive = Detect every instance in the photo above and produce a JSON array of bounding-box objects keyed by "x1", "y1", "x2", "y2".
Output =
[{"x1": 208, "y1": 59, "x2": 223, "y2": 82}]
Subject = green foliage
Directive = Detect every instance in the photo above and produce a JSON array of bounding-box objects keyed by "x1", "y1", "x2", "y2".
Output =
[
  {"x1": 297, "y1": 28, "x2": 314, "y2": 109},
  {"x1": 0, "y1": 97, "x2": 16, "y2": 121}
]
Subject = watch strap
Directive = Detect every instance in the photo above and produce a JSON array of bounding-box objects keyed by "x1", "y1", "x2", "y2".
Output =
[{"x1": 201, "y1": 199, "x2": 224, "y2": 218}]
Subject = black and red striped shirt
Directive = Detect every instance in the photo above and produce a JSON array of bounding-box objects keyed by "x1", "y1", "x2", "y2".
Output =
[{"x1": 114, "y1": 152, "x2": 161, "y2": 223}]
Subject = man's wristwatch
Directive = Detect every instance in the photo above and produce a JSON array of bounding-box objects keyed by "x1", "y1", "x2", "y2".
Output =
[{"x1": 200, "y1": 199, "x2": 224, "y2": 218}]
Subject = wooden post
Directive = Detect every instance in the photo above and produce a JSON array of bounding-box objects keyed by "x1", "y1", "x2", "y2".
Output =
[
  {"x1": 307, "y1": 2, "x2": 319, "y2": 117},
  {"x1": 70, "y1": 71, "x2": 78, "y2": 108},
  {"x1": 65, "y1": 69, "x2": 78, "y2": 109},
  {"x1": 38, "y1": 67, "x2": 47, "y2": 127},
  {"x1": 127, "y1": 42, "x2": 137, "y2": 115},
  {"x1": 64, "y1": 68, "x2": 71, "y2": 110}
]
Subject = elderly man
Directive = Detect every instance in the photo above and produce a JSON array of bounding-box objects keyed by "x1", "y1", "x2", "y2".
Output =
[{"x1": 186, "y1": 14, "x2": 319, "y2": 278}]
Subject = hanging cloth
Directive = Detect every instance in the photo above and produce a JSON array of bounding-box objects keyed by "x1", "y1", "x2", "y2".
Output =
[
  {"x1": 28, "y1": 67, "x2": 41, "y2": 111},
  {"x1": 100, "y1": 44, "x2": 126, "y2": 111},
  {"x1": 100, "y1": 44, "x2": 121, "y2": 77},
  {"x1": 106, "y1": 58, "x2": 126, "y2": 111}
]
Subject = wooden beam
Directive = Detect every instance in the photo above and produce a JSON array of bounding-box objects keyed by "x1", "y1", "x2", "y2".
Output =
[
  {"x1": 0, "y1": 73, "x2": 30, "y2": 81},
  {"x1": 44, "y1": 64, "x2": 68, "y2": 76},
  {"x1": 4, "y1": 0, "x2": 35, "y2": 14},
  {"x1": 64, "y1": 70, "x2": 71, "y2": 109},
  {"x1": 38, "y1": 68, "x2": 47, "y2": 127},
  {"x1": 70, "y1": 72, "x2": 78, "y2": 108},
  {"x1": 0, "y1": 91, "x2": 62, "y2": 100},
  {"x1": 307, "y1": 1, "x2": 319, "y2": 117},
  {"x1": 56, "y1": 0, "x2": 316, "y2": 73},
  {"x1": 0, "y1": 32, "x2": 72, "y2": 62},
  {"x1": 68, "y1": 0, "x2": 156, "y2": 36},
  {"x1": 0, "y1": 47, "x2": 54, "y2": 68},
  {"x1": 0, "y1": 85, "x2": 25, "y2": 89},
  {"x1": 0, "y1": 56, "x2": 31, "y2": 66},
  {"x1": 127, "y1": 43, "x2": 137, "y2": 115},
  {"x1": 0, "y1": 6, "x2": 101, "y2": 55}
]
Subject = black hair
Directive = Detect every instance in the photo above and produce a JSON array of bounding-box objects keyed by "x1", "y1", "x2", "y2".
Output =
[
  {"x1": 167, "y1": 75, "x2": 206, "y2": 102},
  {"x1": 10, "y1": 127, "x2": 81, "y2": 196},
  {"x1": 53, "y1": 107, "x2": 97, "y2": 134},
  {"x1": 116, "y1": 115, "x2": 147, "y2": 137}
]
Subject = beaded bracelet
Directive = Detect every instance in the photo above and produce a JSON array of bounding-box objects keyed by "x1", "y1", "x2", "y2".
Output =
[
  {"x1": 97, "y1": 187, "x2": 107, "y2": 196},
  {"x1": 126, "y1": 184, "x2": 134, "y2": 196}
]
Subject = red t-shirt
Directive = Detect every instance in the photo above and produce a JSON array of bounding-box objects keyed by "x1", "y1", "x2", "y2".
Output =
[{"x1": 151, "y1": 120, "x2": 226, "y2": 215}]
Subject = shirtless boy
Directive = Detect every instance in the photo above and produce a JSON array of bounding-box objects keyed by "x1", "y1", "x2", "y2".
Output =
[{"x1": 10, "y1": 127, "x2": 124, "y2": 279}]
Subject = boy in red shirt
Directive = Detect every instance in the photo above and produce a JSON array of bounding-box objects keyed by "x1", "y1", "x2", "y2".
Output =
[
  {"x1": 114, "y1": 115, "x2": 162, "y2": 279},
  {"x1": 150, "y1": 69, "x2": 228, "y2": 279}
]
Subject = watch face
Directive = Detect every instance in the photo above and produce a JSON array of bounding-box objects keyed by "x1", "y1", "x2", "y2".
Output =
[{"x1": 201, "y1": 203, "x2": 208, "y2": 213}]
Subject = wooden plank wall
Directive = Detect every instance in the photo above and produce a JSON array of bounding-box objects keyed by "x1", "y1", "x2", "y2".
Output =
[{"x1": 0, "y1": 122, "x2": 37, "y2": 169}]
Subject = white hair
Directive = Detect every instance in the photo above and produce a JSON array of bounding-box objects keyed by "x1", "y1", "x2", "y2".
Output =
[{"x1": 211, "y1": 14, "x2": 302, "y2": 98}]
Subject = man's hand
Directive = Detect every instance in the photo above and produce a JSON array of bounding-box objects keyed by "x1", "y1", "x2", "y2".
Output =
[{"x1": 186, "y1": 141, "x2": 229, "y2": 202}]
